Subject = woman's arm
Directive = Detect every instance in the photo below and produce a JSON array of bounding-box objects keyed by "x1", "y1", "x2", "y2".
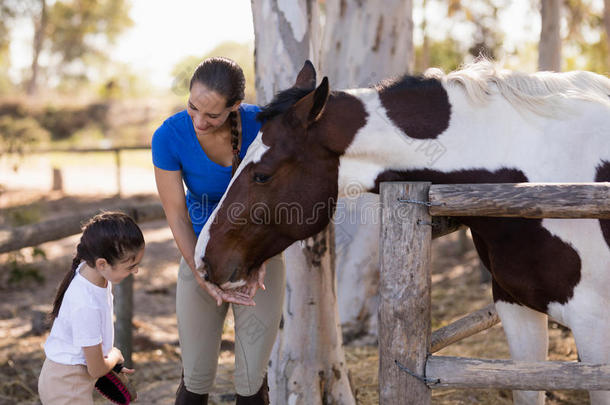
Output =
[
  {"x1": 83, "y1": 345, "x2": 123, "y2": 378},
  {"x1": 154, "y1": 167, "x2": 255, "y2": 306},
  {"x1": 154, "y1": 167, "x2": 198, "y2": 271}
]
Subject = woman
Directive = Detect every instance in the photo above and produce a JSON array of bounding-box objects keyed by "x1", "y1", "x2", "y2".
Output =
[{"x1": 152, "y1": 57, "x2": 284, "y2": 405}]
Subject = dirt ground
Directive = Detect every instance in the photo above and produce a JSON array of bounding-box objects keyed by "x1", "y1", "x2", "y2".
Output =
[{"x1": 0, "y1": 187, "x2": 589, "y2": 404}]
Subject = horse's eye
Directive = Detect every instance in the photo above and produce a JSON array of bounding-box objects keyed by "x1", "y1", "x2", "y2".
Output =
[{"x1": 253, "y1": 173, "x2": 271, "y2": 183}]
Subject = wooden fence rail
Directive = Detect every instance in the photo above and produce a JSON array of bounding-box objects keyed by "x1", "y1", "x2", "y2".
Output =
[
  {"x1": 0, "y1": 202, "x2": 164, "y2": 254},
  {"x1": 429, "y1": 182, "x2": 610, "y2": 219},
  {"x1": 7, "y1": 145, "x2": 151, "y2": 196},
  {"x1": 426, "y1": 356, "x2": 610, "y2": 390},
  {"x1": 379, "y1": 181, "x2": 610, "y2": 405}
]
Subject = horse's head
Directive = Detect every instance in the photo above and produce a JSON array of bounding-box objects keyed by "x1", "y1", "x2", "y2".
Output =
[{"x1": 195, "y1": 61, "x2": 351, "y2": 288}]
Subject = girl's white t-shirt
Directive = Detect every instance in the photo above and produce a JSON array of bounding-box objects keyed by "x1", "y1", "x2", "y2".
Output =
[{"x1": 44, "y1": 262, "x2": 114, "y2": 365}]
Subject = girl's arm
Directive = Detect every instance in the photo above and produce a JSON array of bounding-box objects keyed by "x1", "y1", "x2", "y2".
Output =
[{"x1": 83, "y1": 345, "x2": 123, "y2": 378}]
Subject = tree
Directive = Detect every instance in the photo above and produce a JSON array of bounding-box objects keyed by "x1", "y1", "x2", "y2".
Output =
[
  {"x1": 252, "y1": 0, "x2": 414, "y2": 403},
  {"x1": 16, "y1": 0, "x2": 134, "y2": 94},
  {"x1": 319, "y1": 0, "x2": 414, "y2": 87},
  {"x1": 252, "y1": 3, "x2": 354, "y2": 403},
  {"x1": 320, "y1": 0, "x2": 414, "y2": 345},
  {"x1": 606, "y1": 0, "x2": 610, "y2": 69},
  {"x1": 562, "y1": 0, "x2": 609, "y2": 73},
  {"x1": 539, "y1": 0, "x2": 562, "y2": 71},
  {"x1": 444, "y1": 0, "x2": 508, "y2": 60},
  {"x1": 27, "y1": 0, "x2": 46, "y2": 95}
]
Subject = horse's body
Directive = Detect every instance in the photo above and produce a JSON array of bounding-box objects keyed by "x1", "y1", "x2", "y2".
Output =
[{"x1": 195, "y1": 60, "x2": 610, "y2": 404}]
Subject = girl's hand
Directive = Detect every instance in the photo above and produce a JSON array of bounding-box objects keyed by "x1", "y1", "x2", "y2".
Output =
[
  {"x1": 193, "y1": 269, "x2": 255, "y2": 306},
  {"x1": 120, "y1": 367, "x2": 135, "y2": 375},
  {"x1": 110, "y1": 347, "x2": 125, "y2": 365}
]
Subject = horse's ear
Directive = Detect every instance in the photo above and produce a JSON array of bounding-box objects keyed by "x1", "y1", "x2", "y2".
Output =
[
  {"x1": 309, "y1": 77, "x2": 329, "y2": 124},
  {"x1": 294, "y1": 60, "x2": 317, "y2": 91},
  {"x1": 288, "y1": 77, "x2": 330, "y2": 129}
]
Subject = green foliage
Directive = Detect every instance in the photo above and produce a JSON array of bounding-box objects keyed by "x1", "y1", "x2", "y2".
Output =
[
  {"x1": 415, "y1": 38, "x2": 465, "y2": 74},
  {"x1": 6, "y1": 203, "x2": 43, "y2": 226},
  {"x1": 0, "y1": 1, "x2": 15, "y2": 94},
  {"x1": 0, "y1": 114, "x2": 50, "y2": 156},
  {"x1": 2, "y1": 249, "x2": 46, "y2": 288},
  {"x1": 565, "y1": 38, "x2": 609, "y2": 73},
  {"x1": 39, "y1": 103, "x2": 108, "y2": 140},
  {"x1": 440, "y1": 0, "x2": 509, "y2": 59},
  {"x1": 47, "y1": 0, "x2": 133, "y2": 64},
  {"x1": 1, "y1": 0, "x2": 134, "y2": 93},
  {"x1": 171, "y1": 41, "x2": 256, "y2": 103},
  {"x1": 96, "y1": 68, "x2": 151, "y2": 99}
]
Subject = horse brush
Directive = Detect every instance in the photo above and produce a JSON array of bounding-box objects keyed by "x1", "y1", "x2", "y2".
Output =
[{"x1": 94, "y1": 363, "x2": 137, "y2": 405}]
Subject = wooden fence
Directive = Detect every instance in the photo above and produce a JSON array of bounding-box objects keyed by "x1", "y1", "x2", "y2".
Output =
[
  {"x1": 24, "y1": 145, "x2": 151, "y2": 196},
  {"x1": 379, "y1": 182, "x2": 610, "y2": 405}
]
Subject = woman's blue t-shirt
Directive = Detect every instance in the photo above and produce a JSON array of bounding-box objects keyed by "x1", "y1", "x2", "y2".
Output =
[{"x1": 152, "y1": 103, "x2": 261, "y2": 235}]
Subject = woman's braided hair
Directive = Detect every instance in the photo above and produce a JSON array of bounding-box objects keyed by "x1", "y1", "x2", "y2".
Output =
[
  {"x1": 190, "y1": 57, "x2": 245, "y2": 176},
  {"x1": 228, "y1": 111, "x2": 240, "y2": 175}
]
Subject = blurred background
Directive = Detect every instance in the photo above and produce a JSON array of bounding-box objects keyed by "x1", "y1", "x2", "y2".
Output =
[{"x1": 0, "y1": 1, "x2": 608, "y2": 404}]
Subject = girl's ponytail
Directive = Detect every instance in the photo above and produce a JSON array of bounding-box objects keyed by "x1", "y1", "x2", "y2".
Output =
[{"x1": 50, "y1": 251, "x2": 81, "y2": 319}]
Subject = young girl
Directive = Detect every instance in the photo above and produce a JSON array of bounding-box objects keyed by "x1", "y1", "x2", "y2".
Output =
[{"x1": 38, "y1": 211, "x2": 145, "y2": 405}]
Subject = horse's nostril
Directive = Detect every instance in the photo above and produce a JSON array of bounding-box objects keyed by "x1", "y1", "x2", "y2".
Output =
[
  {"x1": 200, "y1": 257, "x2": 212, "y2": 282},
  {"x1": 228, "y1": 268, "x2": 239, "y2": 283}
]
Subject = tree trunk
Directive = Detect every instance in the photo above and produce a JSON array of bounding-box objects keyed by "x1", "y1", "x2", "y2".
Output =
[
  {"x1": 252, "y1": 0, "x2": 321, "y2": 103},
  {"x1": 320, "y1": 0, "x2": 414, "y2": 344},
  {"x1": 418, "y1": 0, "x2": 430, "y2": 73},
  {"x1": 334, "y1": 193, "x2": 380, "y2": 344},
  {"x1": 252, "y1": 1, "x2": 354, "y2": 403},
  {"x1": 604, "y1": 0, "x2": 610, "y2": 71},
  {"x1": 320, "y1": 0, "x2": 414, "y2": 88},
  {"x1": 27, "y1": 0, "x2": 47, "y2": 96},
  {"x1": 271, "y1": 231, "x2": 355, "y2": 404},
  {"x1": 538, "y1": 0, "x2": 561, "y2": 71}
]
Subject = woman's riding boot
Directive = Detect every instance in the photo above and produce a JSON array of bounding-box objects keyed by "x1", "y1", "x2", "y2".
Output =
[
  {"x1": 175, "y1": 375, "x2": 208, "y2": 405},
  {"x1": 235, "y1": 375, "x2": 269, "y2": 405}
]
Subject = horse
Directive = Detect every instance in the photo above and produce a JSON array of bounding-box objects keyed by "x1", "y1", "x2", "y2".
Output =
[{"x1": 194, "y1": 60, "x2": 610, "y2": 405}]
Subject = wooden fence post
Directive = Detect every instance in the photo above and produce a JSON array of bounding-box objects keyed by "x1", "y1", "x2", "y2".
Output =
[
  {"x1": 114, "y1": 148, "x2": 122, "y2": 197},
  {"x1": 379, "y1": 182, "x2": 432, "y2": 405},
  {"x1": 114, "y1": 274, "x2": 134, "y2": 367}
]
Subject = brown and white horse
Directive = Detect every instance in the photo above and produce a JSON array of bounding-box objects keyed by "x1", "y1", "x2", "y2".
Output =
[{"x1": 195, "y1": 60, "x2": 610, "y2": 404}]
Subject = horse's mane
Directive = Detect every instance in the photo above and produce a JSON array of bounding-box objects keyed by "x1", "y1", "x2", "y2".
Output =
[
  {"x1": 257, "y1": 87, "x2": 312, "y2": 122},
  {"x1": 423, "y1": 58, "x2": 610, "y2": 117}
]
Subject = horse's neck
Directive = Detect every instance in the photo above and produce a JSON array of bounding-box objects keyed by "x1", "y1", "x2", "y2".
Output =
[{"x1": 336, "y1": 86, "x2": 446, "y2": 197}]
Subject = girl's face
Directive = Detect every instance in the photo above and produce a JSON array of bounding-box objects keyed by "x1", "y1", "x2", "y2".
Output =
[
  {"x1": 187, "y1": 81, "x2": 239, "y2": 136},
  {"x1": 97, "y1": 248, "x2": 145, "y2": 284}
]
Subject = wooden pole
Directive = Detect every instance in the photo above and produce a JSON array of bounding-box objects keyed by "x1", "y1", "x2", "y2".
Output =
[
  {"x1": 114, "y1": 148, "x2": 122, "y2": 197},
  {"x1": 430, "y1": 304, "x2": 499, "y2": 353},
  {"x1": 0, "y1": 202, "x2": 164, "y2": 254},
  {"x1": 379, "y1": 182, "x2": 432, "y2": 405},
  {"x1": 114, "y1": 274, "x2": 134, "y2": 367},
  {"x1": 426, "y1": 356, "x2": 610, "y2": 390},
  {"x1": 429, "y1": 183, "x2": 610, "y2": 219}
]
